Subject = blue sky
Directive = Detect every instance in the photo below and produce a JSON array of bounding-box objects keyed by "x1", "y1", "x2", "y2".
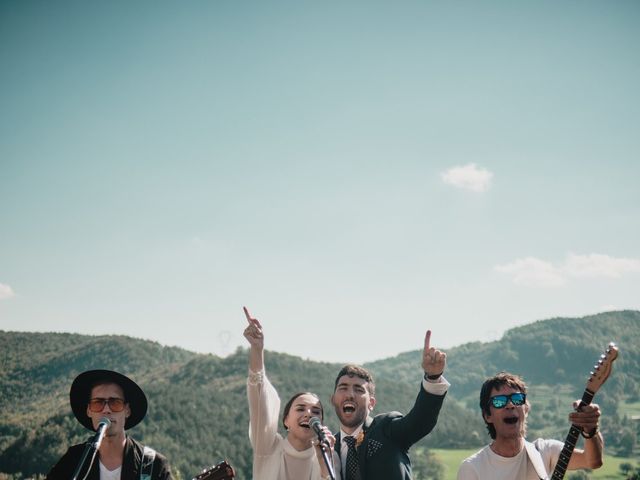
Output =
[{"x1": 1, "y1": 1, "x2": 639, "y2": 363}]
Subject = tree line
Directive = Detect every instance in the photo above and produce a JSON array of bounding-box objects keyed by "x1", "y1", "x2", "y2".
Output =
[{"x1": 1, "y1": 310, "x2": 638, "y2": 479}]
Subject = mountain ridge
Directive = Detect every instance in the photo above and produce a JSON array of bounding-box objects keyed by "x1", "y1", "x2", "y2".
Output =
[{"x1": 1, "y1": 310, "x2": 638, "y2": 479}]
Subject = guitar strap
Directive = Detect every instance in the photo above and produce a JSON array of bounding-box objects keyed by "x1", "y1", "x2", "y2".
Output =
[
  {"x1": 140, "y1": 446, "x2": 156, "y2": 480},
  {"x1": 524, "y1": 441, "x2": 548, "y2": 480}
]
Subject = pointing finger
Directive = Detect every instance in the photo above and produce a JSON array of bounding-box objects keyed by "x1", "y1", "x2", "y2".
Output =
[
  {"x1": 243, "y1": 305, "x2": 263, "y2": 329},
  {"x1": 425, "y1": 330, "x2": 432, "y2": 352}
]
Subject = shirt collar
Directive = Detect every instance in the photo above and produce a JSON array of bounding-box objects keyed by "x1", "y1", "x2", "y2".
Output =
[{"x1": 340, "y1": 423, "x2": 364, "y2": 440}]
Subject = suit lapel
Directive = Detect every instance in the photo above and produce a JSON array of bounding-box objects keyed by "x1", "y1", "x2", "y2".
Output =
[
  {"x1": 356, "y1": 416, "x2": 374, "y2": 478},
  {"x1": 335, "y1": 418, "x2": 373, "y2": 480},
  {"x1": 334, "y1": 432, "x2": 345, "y2": 480}
]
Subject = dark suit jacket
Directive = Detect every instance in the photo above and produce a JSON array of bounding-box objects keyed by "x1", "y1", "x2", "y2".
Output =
[
  {"x1": 46, "y1": 436, "x2": 172, "y2": 480},
  {"x1": 335, "y1": 384, "x2": 446, "y2": 480}
]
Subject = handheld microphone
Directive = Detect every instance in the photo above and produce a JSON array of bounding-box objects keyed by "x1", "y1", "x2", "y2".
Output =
[
  {"x1": 91, "y1": 417, "x2": 111, "y2": 449},
  {"x1": 309, "y1": 417, "x2": 330, "y2": 446}
]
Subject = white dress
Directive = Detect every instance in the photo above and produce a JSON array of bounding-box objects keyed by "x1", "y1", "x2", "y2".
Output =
[{"x1": 247, "y1": 369, "x2": 329, "y2": 480}]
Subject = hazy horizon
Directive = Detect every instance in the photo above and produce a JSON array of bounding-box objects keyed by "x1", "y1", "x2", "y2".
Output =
[{"x1": 2, "y1": 309, "x2": 635, "y2": 365}]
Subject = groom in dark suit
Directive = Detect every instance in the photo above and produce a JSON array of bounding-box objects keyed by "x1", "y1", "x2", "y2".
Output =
[{"x1": 331, "y1": 330, "x2": 448, "y2": 480}]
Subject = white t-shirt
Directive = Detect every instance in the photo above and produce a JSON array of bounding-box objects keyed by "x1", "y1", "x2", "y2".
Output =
[
  {"x1": 99, "y1": 461, "x2": 122, "y2": 480},
  {"x1": 457, "y1": 439, "x2": 563, "y2": 480}
]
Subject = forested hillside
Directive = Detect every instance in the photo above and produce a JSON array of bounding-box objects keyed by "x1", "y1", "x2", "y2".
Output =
[
  {"x1": 370, "y1": 310, "x2": 640, "y2": 450},
  {"x1": 1, "y1": 311, "x2": 639, "y2": 479}
]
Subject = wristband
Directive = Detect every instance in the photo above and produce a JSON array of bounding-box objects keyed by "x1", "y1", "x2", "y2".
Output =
[
  {"x1": 581, "y1": 427, "x2": 598, "y2": 439},
  {"x1": 424, "y1": 372, "x2": 442, "y2": 381}
]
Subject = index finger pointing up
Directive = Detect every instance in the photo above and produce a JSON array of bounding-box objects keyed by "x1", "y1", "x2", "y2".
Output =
[
  {"x1": 425, "y1": 330, "x2": 432, "y2": 351},
  {"x1": 243, "y1": 306, "x2": 263, "y2": 329}
]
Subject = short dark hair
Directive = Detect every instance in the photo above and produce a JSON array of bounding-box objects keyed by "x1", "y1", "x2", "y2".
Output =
[
  {"x1": 479, "y1": 372, "x2": 528, "y2": 439},
  {"x1": 333, "y1": 364, "x2": 376, "y2": 397},
  {"x1": 282, "y1": 392, "x2": 322, "y2": 430}
]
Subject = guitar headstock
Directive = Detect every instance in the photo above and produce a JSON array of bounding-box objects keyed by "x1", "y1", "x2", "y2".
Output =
[
  {"x1": 192, "y1": 460, "x2": 235, "y2": 480},
  {"x1": 586, "y1": 342, "x2": 619, "y2": 394}
]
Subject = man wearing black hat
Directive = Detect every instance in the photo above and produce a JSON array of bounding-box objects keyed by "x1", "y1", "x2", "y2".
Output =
[{"x1": 46, "y1": 369, "x2": 173, "y2": 480}]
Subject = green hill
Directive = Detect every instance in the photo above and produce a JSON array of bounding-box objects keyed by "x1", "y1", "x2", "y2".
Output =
[{"x1": 1, "y1": 310, "x2": 639, "y2": 479}]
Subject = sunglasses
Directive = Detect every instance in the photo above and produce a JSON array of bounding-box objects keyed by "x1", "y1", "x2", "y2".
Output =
[
  {"x1": 490, "y1": 392, "x2": 526, "y2": 409},
  {"x1": 88, "y1": 397, "x2": 126, "y2": 412}
]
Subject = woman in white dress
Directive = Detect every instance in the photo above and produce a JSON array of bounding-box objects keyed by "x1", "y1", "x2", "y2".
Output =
[{"x1": 243, "y1": 306, "x2": 337, "y2": 480}]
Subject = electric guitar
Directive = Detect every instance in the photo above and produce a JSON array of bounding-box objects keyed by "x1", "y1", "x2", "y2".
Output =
[
  {"x1": 192, "y1": 460, "x2": 235, "y2": 480},
  {"x1": 550, "y1": 342, "x2": 618, "y2": 479}
]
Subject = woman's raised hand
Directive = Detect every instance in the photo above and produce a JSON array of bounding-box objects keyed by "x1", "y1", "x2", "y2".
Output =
[{"x1": 243, "y1": 306, "x2": 264, "y2": 349}]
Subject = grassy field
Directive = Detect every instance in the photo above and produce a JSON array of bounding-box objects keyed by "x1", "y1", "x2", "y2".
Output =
[
  {"x1": 430, "y1": 448, "x2": 477, "y2": 480},
  {"x1": 431, "y1": 448, "x2": 637, "y2": 480},
  {"x1": 619, "y1": 399, "x2": 640, "y2": 419}
]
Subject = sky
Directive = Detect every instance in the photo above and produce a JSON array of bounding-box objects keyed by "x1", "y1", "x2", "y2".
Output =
[{"x1": 1, "y1": 1, "x2": 639, "y2": 364}]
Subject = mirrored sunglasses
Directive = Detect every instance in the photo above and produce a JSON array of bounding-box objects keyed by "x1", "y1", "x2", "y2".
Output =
[{"x1": 490, "y1": 392, "x2": 526, "y2": 409}]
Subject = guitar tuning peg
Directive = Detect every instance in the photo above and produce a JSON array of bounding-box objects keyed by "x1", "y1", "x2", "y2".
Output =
[{"x1": 600, "y1": 354, "x2": 606, "y2": 359}]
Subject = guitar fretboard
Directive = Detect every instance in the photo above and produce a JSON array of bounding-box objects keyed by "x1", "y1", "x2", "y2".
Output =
[{"x1": 550, "y1": 389, "x2": 594, "y2": 480}]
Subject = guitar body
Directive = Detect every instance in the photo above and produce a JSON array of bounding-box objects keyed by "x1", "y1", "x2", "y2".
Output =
[
  {"x1": 550, "y1": 343, "x2": 618, "y2": 480},
  {"x1": 193, "y1": 460, "x2": 235, "y2": 480}
]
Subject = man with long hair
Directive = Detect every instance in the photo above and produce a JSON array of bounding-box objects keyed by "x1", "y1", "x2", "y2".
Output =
[{"x1": 457, "y1": 372, "x2": 603, "y2": 480}]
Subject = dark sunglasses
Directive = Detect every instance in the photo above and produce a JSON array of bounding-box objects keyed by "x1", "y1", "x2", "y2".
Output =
[
  {"x1": 88, "y1": 397, "x2": 126, "y2": 412},
  {"x1": 490, "y1": 392, "x2": 526, "y2": 409}
]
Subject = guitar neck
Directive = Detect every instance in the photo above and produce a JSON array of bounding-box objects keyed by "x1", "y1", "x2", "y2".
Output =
[{"x1": 550, "y1": 389, "x2": 595, "y2": 480}]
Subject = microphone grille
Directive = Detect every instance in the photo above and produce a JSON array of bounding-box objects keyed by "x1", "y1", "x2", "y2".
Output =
[
  {"x1": 99, "y1": 417, "x2": 112, "y2": 426},
  {"x1": 309, "y1": 416, "x2": 322, "y2": 428}
]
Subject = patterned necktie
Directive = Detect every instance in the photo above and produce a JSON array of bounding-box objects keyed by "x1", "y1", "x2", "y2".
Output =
[{"x1": 344, "y1": 435, "x2": 361, "y2": 480}]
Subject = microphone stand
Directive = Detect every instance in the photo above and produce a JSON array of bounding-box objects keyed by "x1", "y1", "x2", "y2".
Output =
[
  {"x1": 318, "y1": 441, "x2": 336, "y2": 480},
  {"x1": 71, "y1": 437, "x2": 99, "y2": 480},
  {"x1": 71, "y1": 423, "x2": 108, "y2": 480}
]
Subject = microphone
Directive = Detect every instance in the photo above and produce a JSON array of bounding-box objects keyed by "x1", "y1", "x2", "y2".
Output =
[
  {"x1": 309, "y1": 417, "x2": 330, "y2": 446},
  {"x1": 91, "y1": 417, "x2": 111, "y2": 449},
  {"x1": 72, "y1": 417, "x2": 112, "y2": 480},
  {"x1": 309, "y1": 416, "x2": 336, "y2": 479}
]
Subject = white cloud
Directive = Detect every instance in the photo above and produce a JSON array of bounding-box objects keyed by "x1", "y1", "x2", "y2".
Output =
[
  {"x1": 495, "y1": 253, "x2": 640, "y2": 288},
  {"x1": 441, "y1": 163, "x2": 493, "y2": 192},
  {"x1": 563, "y1": 253, "x2": 640, "y2": 278},
  {"x1": 0, "y1": 283, "x2": 15, "y2": 300},
  {"x1": 494, "y1": 257, "x2": 566, "y2": 288}
]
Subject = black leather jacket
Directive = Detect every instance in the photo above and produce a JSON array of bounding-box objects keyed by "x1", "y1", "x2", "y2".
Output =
[{"x1": 46, "y1": 436, "x2": 172, "y2": 480}]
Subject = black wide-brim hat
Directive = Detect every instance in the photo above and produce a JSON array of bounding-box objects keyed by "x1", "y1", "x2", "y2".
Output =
[{"x1": 70, "y1": 369, "x2": 148, "y2": 431}]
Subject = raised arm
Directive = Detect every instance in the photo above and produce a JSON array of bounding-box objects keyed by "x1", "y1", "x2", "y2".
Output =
[
  {"x1": 422, "y1": 329, "x2": 446, "y2": 379},
  {"x1": 387, "y1": 329, "x2": 449, "y2": 447},
  {"x1": 243, "y1": 306, "x2": 264, "y2": 372},
  {"x1": 244, "y1": 306, "x2": 281, "y2": 455}
]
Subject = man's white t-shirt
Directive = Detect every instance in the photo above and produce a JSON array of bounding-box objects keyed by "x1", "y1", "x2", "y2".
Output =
[
  {"x1": 457, "y1": 438, "x2": 563, "y2": 480},
  {"x1": 99, "y1": 461, "x2": 122, "y2": 480}
]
